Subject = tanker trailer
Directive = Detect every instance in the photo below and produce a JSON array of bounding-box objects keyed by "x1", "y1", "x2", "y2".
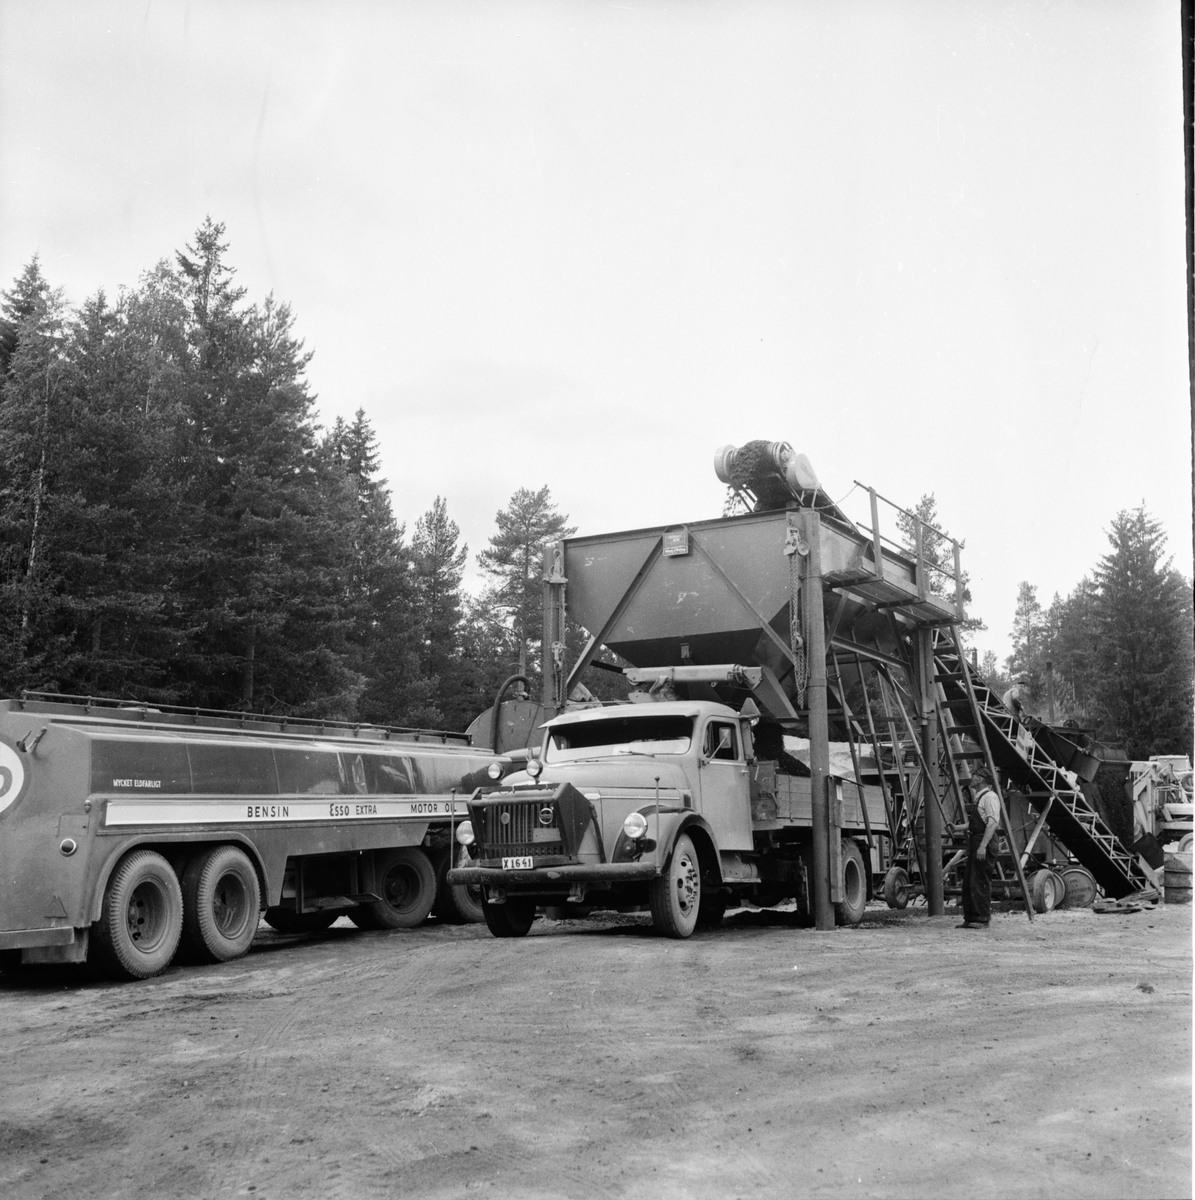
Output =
[{"x1": 0, "y1": 694, "x2": 501, "y2": 979}]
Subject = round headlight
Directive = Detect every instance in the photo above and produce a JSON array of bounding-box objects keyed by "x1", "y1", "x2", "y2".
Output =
[
  {"x1": 623, "y1": 811, "x2": 649, "y2": 840},
  {"x1": 486, "y1": 761, "x2": 504, "y2": 781},
  {"x1": 455, "y1": 820, "x2": 474, "y2": 846},
  {"x1": 526, "y1": 758, "x2": 543, "y2": 779}
]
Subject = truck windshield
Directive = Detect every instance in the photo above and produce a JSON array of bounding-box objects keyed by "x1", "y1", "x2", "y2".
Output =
[{"x1": 544, "y1": 715, "x2": 693, "y2": 762}]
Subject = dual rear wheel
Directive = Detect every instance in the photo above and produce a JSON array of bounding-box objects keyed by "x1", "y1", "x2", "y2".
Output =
[{"x1": 92, "y1": 846, "x2": 262, "y2": 981}]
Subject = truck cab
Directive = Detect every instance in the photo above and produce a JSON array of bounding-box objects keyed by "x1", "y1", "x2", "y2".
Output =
[{"x1": 449, "y1": 699, "x2": 880, "y2": 938}]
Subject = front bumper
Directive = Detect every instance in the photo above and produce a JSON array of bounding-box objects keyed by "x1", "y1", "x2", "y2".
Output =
[{"x1": 447, "y1": 861, "x2": 660, "y2": 888}]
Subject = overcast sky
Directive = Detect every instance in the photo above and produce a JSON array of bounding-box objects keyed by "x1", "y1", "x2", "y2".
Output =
[{"x1": 1, "y1": 0, "x2": 1190, "y2": 669}]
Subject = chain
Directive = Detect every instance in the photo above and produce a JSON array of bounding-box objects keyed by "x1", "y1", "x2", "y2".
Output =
[{"x1": 784, "y1": 523, "x2": 809, "y2": 707}]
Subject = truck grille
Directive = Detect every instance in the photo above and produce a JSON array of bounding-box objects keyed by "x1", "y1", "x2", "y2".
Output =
[{"x1": 480, "y1": 801, "x2": 564, "y2": 857}]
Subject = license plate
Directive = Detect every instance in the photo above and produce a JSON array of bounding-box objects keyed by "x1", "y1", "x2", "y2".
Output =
[{"x1": 502, "y1": 856, "x2": 534, "y2": 870}]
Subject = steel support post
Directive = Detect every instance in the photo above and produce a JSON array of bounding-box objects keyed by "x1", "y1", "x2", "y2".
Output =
[
  {"x1": 917, "y1": 628, "x2": 944, "y2": 915},
  {"x1": 802, "y1": 508, "x2": 834, "y2": 930}
]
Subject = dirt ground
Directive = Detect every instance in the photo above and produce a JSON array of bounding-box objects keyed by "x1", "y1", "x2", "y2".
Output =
[{"x1": 1, "y1": 899, "x2": 1190, "y2": 1200}]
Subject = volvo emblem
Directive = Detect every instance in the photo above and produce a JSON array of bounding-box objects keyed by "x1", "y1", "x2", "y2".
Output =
[{"x1": 538, "y1": 806, "x2": 554, "y2": 827}]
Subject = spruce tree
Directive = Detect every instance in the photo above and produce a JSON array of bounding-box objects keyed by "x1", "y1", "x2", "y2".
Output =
[
  {"x1": 326, "y1": 409, "x2": 436, "y2": 727},
  {"x1": 1090, "y1": 508, "x2": 1193, "y2": 756},
  {"x1": 0, "y1": 261, "x2": 72, "y2": 691},
  {"x1": 412, "y1": 495, "x2": 469, "y2": 726}
]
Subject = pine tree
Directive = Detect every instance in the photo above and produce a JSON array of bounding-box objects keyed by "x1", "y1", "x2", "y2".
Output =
[
  {"x1": 477, "y1": 486, "x2": 576, "y2": 679},
  {"x1": 1005, "y1": 581, "x2": 1046, "y2": 692},
  {"x1": 1043, "y1": 582, "x2": 1099, "y2": 723},
  {"x1": 1089, "y1": 508, "x2": 1193, "y2": 756}
]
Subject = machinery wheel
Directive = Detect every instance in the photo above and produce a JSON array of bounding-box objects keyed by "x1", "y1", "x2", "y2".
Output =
[
  {"x1": 649, "y1": 833, "x2": 701, "y2": 938},
  {"x1": 264, "y1": 907, "x2": 338, "y2": 933},
  {"x1": 181, "y1": 846, "x2": 261, "y2": 963},
  {"x1": 883, "y1": 865, "x2": 910, "y2": 910},
  {"x1": 431, "y1": 845, "x2": 485, "y2": 925},
  {"x1": 1177, "y1": 833, "x2": 1194, "y2": 853},
  {"x1": 1028, "y1": 868, "x2": 1061, "y2": 913},
  {"x1": 696, "y1": 891, "x2": 728, "y2": 930},
  {"x1": 353, "y1": 848, "x2": 436, "y2": 930},
  {"x1": 480, "y1": 895, "x2": 536, "y2": 938},
  {"x1": 91, "y1": 849, "x2": 183, "y2": 980},
  {"x1": 834, "y1": 839, "x2": 868, "y2": 926}
]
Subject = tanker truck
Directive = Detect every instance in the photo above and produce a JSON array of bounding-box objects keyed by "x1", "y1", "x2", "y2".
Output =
[{"x1": 0, "y1": 693, "x2": 498, "y2": 979}]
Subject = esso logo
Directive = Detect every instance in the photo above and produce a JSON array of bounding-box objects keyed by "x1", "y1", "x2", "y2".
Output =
[{"x1": 0, "y1": 742, "x2": 25, "y2": 815}]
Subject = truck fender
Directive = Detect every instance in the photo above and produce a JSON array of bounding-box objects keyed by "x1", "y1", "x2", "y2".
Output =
[
  {"x1": 86, "y1": 834, "x2": 271, "y2": 926},
  {"x1": 662, "y1": 813, "x2": 722, "y2": 885}
]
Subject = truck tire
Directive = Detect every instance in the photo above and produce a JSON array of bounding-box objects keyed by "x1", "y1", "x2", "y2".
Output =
[
  {"x1": 181, "y1": 846, "x2": 261, "y2": 963},
  {"x1": 91, "y1": 849, "x2": 183, "y2": 980},
  {"x1": 1028, "y1": 868, "x2": 1061, "y2": 913},
  {"x1": 649, "y1": 833, "x2": 701, "y2": 938},
  {"x1": 432, "y1": 845, "x2": 485, "y2": 925},
  {"x1": 263, "y1": 907, "x2": 338, "y2": 933},
  {"x1": 834, "y1": 840, "x2": 868, "y2": 926},
  {"x1": 481, "y1": 895, "x2": 536, "y2": 937},
  {"x1": 883, "y1": 865, "x2": 910, "y2": 910},
  {"x1": 354, "y1": 847, "x2": 436, "y2": 930}
]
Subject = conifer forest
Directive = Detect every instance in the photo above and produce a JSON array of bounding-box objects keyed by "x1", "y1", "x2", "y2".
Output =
[{"x1": 0, "y1": 221, "x2": 1190, "y2": 755}]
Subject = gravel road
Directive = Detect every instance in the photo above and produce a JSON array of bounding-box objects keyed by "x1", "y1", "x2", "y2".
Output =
[{"x1": 1, "y1": 901, "x2": 1190, "y2": 1199}]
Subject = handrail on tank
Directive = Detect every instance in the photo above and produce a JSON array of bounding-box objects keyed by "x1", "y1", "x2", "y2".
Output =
[
  {"x1": 15, "y1": 690, "x2": 473, "y2": 745},
  {"x1": 851, "y1": 479, "x2": 964, "y2": 616}
]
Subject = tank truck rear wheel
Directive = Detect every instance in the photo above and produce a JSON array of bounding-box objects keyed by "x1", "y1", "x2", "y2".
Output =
[
  {"x1": 834, "y1": 840, "x2": 868, "y2": 926},
  {"x1": 649, "y1": 833, "x2": 701, "y2": 939},
  {"x1": 264, "y1": 908, "x2": 338, "y2": 933},
  {"x1": 92, "y1": 849, "x2": 183, "y2": 980},
  {"x1": 181, "y1": 846, "x2": 261, "y2": 963},
  {"x1": 883, "y1": 866, "x2": 910, "y2": 910},
  {"x1": 481, "y1": 895, "x2": 536, "y2": 937},
  {"x1": 432, "y1": 845, "x2": 485, "y2": 925},
  {"x1": 356, "y1": 848, "x2": 436, "y2": 930}
]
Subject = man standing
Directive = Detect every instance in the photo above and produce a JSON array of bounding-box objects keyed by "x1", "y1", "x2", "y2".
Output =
[{"x1": 951, "y1": 772, "x2": 1001, "y2": 928}]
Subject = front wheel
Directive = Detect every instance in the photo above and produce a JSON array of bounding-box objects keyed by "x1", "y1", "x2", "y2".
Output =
[
  {"x1": 649, "y1": 833, "x2": 701, "y2": 938},
  {"x1": 353, "y1": 848, "x2": 436, "y2": 930},
  {"x1": 91, "y1": 849, "x2": 183, "y2": 980},
  {"x1": 480, "y1": 895, "x2": 536, "y2": 938},
  {"x1": 181, "y1": 845, "x2": 261, "y2": 963},
  {"x1": 432, "y1": 845, "x2": 485, "y2": 925}
]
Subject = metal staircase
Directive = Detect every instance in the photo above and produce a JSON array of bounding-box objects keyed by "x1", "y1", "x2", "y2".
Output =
[{"x1": 932, "y1": 628, "x2": 1152, "y2": 900}]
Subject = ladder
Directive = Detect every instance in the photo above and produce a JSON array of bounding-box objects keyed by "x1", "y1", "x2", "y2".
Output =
[{"x1": 932, "y1": 628, "x2": 1152, "y2": 899}]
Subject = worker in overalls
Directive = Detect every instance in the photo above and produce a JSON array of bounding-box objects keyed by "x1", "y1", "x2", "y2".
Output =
[{"x1": 950, "y1": 772, "x2": 1001, "y2": 929}]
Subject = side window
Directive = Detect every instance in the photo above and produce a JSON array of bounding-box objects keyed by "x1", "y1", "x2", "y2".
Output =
[{"x1": 704, "y1": 722, "x2": 739, "y2": 761}]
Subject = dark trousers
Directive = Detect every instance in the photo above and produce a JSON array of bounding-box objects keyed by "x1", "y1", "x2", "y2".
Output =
[{"x1": 962, "y1": 842, "x2": 992, "y2": 924}]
